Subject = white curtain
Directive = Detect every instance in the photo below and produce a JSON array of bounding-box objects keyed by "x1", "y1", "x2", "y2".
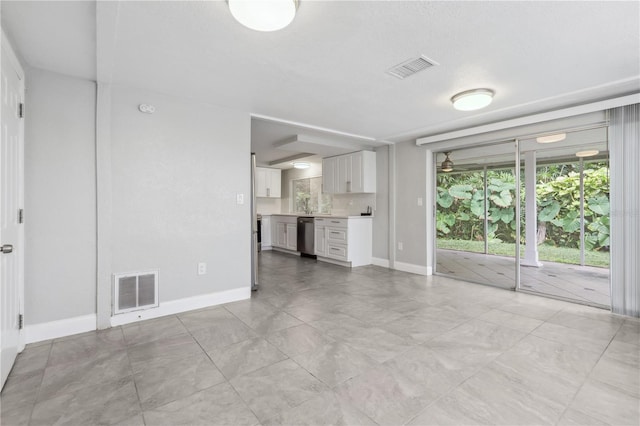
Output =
[{"x1": 609, "y1": 104, "x2": 640, "y2": 317}]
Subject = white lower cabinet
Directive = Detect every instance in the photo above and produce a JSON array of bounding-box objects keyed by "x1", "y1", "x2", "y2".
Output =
[
  {"x1": 314, "y1": 225, "x2": 326, "y2": 256},
  {"x1": 271, "y1": 216, "x2": 298, "y2": 252},
  {"x1": 269, "y1": 215, "x2": 372, "y2": 266},
  {"x1": 261, "y1": 216, "x2": 272, "y2": 249},
  {"x1": 286, "y1": 223, "x2": 297, "y2": 251},
  {"x1": 314, "y1": 217, "x2": 372, "y2": 267}
]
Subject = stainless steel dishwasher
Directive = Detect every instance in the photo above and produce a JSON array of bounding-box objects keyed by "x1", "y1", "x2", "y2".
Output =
[{"x1": 297, "y1": 217, "x2": 316, "y2": 258}]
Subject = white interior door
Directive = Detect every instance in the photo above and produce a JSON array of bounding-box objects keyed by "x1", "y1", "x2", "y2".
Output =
[{"x1": 1, "y1": 37, "x2": 25, "y2": 390}]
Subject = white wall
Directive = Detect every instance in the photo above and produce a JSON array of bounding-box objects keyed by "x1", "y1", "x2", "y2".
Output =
[
  {"x1": 24, "y1": 68, "x2": 97, "y2": 325},
  {"x1": 109, "y1": 87, "x2": 251, "y2": 302}
]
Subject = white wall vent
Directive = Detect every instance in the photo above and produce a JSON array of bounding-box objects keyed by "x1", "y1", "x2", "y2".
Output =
[
  {"x1": 113, "y1": 270, "x2": 159, "y2": 314},
  {"x1": 386, "y1": 55, "x2": 438, "y2": 79}
]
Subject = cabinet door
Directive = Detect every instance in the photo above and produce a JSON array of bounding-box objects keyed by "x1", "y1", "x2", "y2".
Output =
[
  {"x1": 314, "y1": 226, "x2": 326, "y2": 256},
  {"x1": 255, "y1": 168, "x2": 268, "y2": 197},
  {"x1": 286, "y1": 223, "x2": 297, "y2": 250},
  {"x1": 261, "y1": 217, "x2": 271, "y2": 247},
  {"x1": 268, "y1": 169, "x2": 281, "y2": 198},
  {"x1": 350, "y1": 151, "x2": 364, "y2": 193},
  {"x1": 322, "y1": 157, "x2": 336, "y2": 194},
  {"x1": 275, "y1": 222, "x2": 287, "y2": 247},
  {"x1": 336, "y1": 155, "x2": 351, "y2": 193}
]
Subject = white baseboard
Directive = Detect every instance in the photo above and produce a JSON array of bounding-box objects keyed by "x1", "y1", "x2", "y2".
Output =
[
  {"x1": 110, "y1": 286, "x2": 251, "y2": 327},
  {"x1": 372, "y1": 257, "x2": 390, "y2": 268},
  {"x1": 393, "y1": 261, "x2": 432, "y2": 276},
  {"x1": 25, "y1": 314, "x2": 97, "y2": 344},
  {"x1": 23, "y1": 287, "x2": 252, "y2": 343}
]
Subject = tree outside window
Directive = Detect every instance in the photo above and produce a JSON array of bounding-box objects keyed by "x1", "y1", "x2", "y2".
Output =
[{"x1": 292, "y1": 177, "x2": 332, "y2": 214}]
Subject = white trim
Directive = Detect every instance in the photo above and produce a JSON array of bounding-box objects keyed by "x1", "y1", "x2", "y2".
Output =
[
  {"x1": 110, "y1": 287, "x2": 250, "y2": 327},
  {"x1": 393, "y1": 261, "x2": 431, "y2": 276},
  {"x1": 417, "y1": 94, "x2": 640, "y2": 145},
  {"x1": 25, "y1": 314, "x2": 97, "y2": 344},
  {"x1": 372, "y1": 257, "x2": 390, "y2": 268},
  {"x1": 251, "y1": 113, "x2": 381, "y2": 143}
]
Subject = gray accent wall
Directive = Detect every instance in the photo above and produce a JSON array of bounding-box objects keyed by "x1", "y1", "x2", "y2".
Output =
[
  {"x1": 373, "y1": 146, "x2": 389, "y2": 260},
  {"x1": 394, "y1": 140, "x2": 427, "y2": 267},
  {"x1": 109, "y1": 87, "x2": 251, "y2": 302},
  {"x1": 23, "y1": 69, "x2": 251, "y2": 326},
  {"x1": 24, "y1": 68, "x2": 97, "y2": 325}
]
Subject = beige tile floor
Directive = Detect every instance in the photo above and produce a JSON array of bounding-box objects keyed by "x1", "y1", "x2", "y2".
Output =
[
  {"x1": 437, "y1": 249, "x2": 611, "y2": 306},
  {"x1": 1, "y1": 251, "x2": 637, "y2": 425}
]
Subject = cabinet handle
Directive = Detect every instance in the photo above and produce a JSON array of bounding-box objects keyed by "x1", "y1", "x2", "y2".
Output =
[
  {"x1": 331, "y1": 220, "x2": 340, "y2": 223},
  {"x1": 331, "y1": 247, "x2": 340, "y2": 251},
  {"x1": 346, "y1": 181, "x2": 351, "y2": 193},
  {"x1": 331, "y1": 231, "x2": 340, "y2": 235},
  {"x1": 267, "y1": 188, "x2": 270, "y2": 197}
]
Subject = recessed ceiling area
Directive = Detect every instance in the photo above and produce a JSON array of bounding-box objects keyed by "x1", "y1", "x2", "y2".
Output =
[
  {"x1": 251, "y1": 117, "x2": 387, "y2": 169},
  {"x1": 2, "y1": 0, "x2": 638, "y2": 164}
]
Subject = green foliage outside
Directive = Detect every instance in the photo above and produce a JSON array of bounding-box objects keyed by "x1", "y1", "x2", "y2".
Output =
[{"x1": 436, "y1": 162, "x2": 610, "y2": 267}]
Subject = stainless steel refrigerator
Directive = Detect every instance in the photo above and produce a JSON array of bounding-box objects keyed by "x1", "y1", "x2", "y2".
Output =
[{"x1": 251, "y1": 153, "x2": 259, "y2": 291}]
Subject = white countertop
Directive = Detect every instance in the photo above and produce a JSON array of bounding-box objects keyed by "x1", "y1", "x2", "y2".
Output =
[{"x1": 260, "y1": 213, "x2": 373, "y2": 219}]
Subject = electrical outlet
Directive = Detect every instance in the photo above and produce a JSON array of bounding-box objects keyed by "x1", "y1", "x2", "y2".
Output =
[
  {"x1": 197, "y1": 262, "x2": 207, "y2": 275},
  {"x1": 417, "y1": 197, "x2": 423, "y2": 206},
  {"x1": 398, "y1": 242, "x2": 403, "y2": 251},
  {"x1": 236, "y1": 193, "x2": 244, "y2": 205}
]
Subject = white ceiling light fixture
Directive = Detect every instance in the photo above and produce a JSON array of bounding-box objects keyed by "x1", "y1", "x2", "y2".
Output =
[
  {"x1": 536, "y1": 133, "x2": 566, "y2": 144},
  {"x1": 292, "y1": 161, "x2": 310, "y2": 169},
  {"x1": 451, "y1": 88, "x2": 495, "y2": 111},
  {"x1": 576, "y1": 150, "x2": 600, "y2": 158},
  {"x1": 228, "y1": 0, "x2": 298, "y2": 32}
]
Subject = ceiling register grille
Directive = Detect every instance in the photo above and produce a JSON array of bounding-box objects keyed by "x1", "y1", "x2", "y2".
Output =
[{"x1": 386, "y1": 55, "x2": 438, "y2": 79}]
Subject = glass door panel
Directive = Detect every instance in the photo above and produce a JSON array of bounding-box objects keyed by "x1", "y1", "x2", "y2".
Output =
[
  {"x1": 518, "y1": 128, "x2": 611, "y2": 307},
  {"x1": 435, "y1": 141, "x2": 516, "y2": 289}
]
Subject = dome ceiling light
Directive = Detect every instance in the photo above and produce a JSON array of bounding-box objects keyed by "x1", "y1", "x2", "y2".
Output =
[
  {"x1": 228, "y1": 0, "x2": 298, "y2": 32},
  {"x1": 575, "y1": 150, "x2": 599, "y2": 158},
  {"x1": 536, "y1": 133, "x2": 567, "y2": 144},
  {"x1": 441, "y1": 152, "x2": 454, "y2": 172},
  {"x1": 292, "y1": 162, "x2": 310, "y2": 169},
  {"x1": 451, "y1": 88, "x2": 494, "y2": 111}
]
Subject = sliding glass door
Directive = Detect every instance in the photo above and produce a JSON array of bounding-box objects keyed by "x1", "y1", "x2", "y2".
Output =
[
  {"x1": 434, "y1": 127, "x2": 611, "y2": 308},
  {"x1": 434, "y1": 141, "x2": 517, "y2": 289}
]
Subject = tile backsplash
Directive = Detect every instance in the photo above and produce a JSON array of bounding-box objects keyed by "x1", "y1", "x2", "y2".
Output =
[{"x1": 331, "y1": 193, "x2": 376, "y2": 216}]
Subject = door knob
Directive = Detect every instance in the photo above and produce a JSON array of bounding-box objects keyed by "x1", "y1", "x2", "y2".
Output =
[{"x1": 1, "y1": 244, "x2": 13, "y2": 254}]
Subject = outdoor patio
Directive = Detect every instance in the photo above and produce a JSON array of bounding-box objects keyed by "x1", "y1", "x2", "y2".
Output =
[{"x1": 436, "y1": 249, "x2": 610, "y2": 307}]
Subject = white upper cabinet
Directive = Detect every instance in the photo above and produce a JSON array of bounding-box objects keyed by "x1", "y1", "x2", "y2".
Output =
[
  {"x1": 322, "y1": 157, "x2": 337, "y2": 194},
  {"x1": 256, "y1": 167, "x2": 281, "y2": 198},
  {"x1": 322, "y1": 151, "x2": 376, "y2": 194}
]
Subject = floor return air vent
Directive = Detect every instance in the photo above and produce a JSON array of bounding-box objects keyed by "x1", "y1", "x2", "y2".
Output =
[{"x1": 113, "y1": 270, "x2": 159, "y2": 314}]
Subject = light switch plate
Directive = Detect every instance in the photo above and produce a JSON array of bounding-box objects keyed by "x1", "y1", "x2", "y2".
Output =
[
  {"x1": 417, "y1": 197, "x2": 423, "y2": 206},
  {"x1": 236, "y1": 193, "x2": 244, "y2": 205}
]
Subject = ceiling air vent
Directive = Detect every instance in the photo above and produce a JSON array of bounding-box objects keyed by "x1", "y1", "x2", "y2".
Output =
[{"x1": 386, "y1": 55, "x2": 438, "y2": 80}]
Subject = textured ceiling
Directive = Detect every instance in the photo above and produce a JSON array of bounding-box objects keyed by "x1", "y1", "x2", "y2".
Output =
[{"x1": 2, "y1": 1, "x2": 639, "y2": 166}]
